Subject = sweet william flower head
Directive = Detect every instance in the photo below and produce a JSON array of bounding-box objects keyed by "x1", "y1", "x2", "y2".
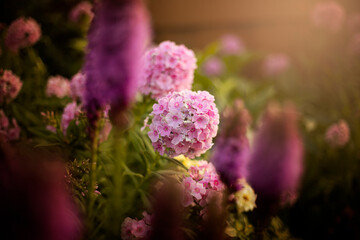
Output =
[
  {"x1": 147, "y1": 90, "x2": 219, "y2": 158},
  {"x1": 325, "y1": 119, "x2": 350, "y2": 147},
  {"x1": 0, "y1": 70, "x2": 22, "y2": 104},
  {"x1": 5, "y1": 17, "x2": 41, "y2": 53},
  {"x1": 139, "y1": 41, "x2": 197, "y2": 99},
  {"x1": 46, "y1": 76, "x2": 71, "y2": 98}
]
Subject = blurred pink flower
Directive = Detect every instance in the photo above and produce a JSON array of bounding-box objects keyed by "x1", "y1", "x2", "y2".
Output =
[
  {"x1": 0, "y1": 70, "x2": 22, "y2": 104},
  {"x1": 121, "y1": 213, "x2": 152, "y2": 240},
  {"x1": 5, "y1": 17, "x2": 41, "y2": 53},
  {"x1": 139, "y1": 41, "x2": 197, "y2": 99},
  {"x1": 70, "y1": 72, "x2": 86, "y2": 101},
  {"x1": 325, "y1": 119, "x2": 350, "y2": 147},
  {"x1": 0, "y1": 110, "x2": 21, "y2": 142},
  {"x1": 61, "y1": 102, "x2": 80, "y2": 135},
  {"x1": 69, "y1": 1, "x2": 94, "y2": 23},
  {"x1": 263, "y1": 53, "x2": 290, "y2": 76},
  {"x1": 46, "y1": 75, "x2": 71, "y2": 98},
  {"x1": 311, "y1": 1, "x2": 345, "y2": 32},
  {"x1": 219, "y1": 34, "x2": 245, "y2": 55},
  {"x1": 202, "y1": 57, "x2": 224, "y2": 77}
]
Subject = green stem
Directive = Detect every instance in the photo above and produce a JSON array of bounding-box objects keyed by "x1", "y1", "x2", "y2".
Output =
[{"x1": 88, "y1": 123, "x2": 100, "y2": 216}]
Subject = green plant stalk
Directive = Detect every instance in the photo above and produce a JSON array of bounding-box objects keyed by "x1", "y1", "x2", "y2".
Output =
[{"x1": 88, "y1": 124, "x2": 100, "y2": 217}]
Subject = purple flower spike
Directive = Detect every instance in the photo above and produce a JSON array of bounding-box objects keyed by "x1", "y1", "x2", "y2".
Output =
[
  {"x1": 211, "y1": 100, "x2": 251, "y2": 192},
  {"x1": 84, "y1": 0, "x2": 151, "y2": 126},
  {"x1": 248, "y1": 103, "x2": 304, "y2": 212}
]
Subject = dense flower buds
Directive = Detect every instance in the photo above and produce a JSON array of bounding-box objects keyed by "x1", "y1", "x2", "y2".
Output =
[
  {"x1": 84, "y1": 0, "x2": 150, "y2": 121},
  {"x1": 0, "y1": 70, "x2": 22, "y2": 104},
  {"x1": 139, "y1": 41, "x2": 197, "y2": 99},
  {"x1": 5, "y1": 17, "x2": 41, "y2": 53},
  {"x1": 248, "y1": 103, "x2": 303, "y2": 209},
  {"x1": 325, "y1": 119, "x2": 350, "y2": 147},
  {"x1": 147, "y1": 90, "x2": 219, "y2": 158},
  {"x1": 46, "y1": 75, "x2": 71, "y2": 98},
  {"x1": 311, "y1": 1, "x2": 345, "y2": 32},
  {"x1": 211, "y1": 100, "x2": 251, "y2": 191}
]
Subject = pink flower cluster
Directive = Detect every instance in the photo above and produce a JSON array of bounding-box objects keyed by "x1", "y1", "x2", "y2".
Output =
[
  {"x1": 139, "y1": 41, "x2": 197, "y2": 99},
  {"x1": 0, "y1": 70, "x2": 22, "y2": 104},
  {"x1": 180, "y1": 161, "x2": 225, "y2": 214},
  {"x1": 70, "y1": 72, "x2": 86, "y2": 101},
  {"x1": 311, "y1": 1, "x2": 345, "y2": 32},
  {"x1": 147, "y1": 90, "x2": 219, "y2": 158},
  {"x1": 5, "y1": 17, "x2": 41, "y2": 53},
  {"x1": 325, "y1": 120, "x2": 350, "y2": 147},
  {"x1": 61, "y1": 102, "x2": 80, "y2": 135},
  {"x1": 219, "y1": 34, "x2": 245, "y2": 55},
  {"x1": 0, "y1": 110, "x2": 21, "y2": 142},
  {"x1": 46, "y1": 75, "x2": 71, "y2": 98},
  {"x1": 69, "y1": 1, "x2": 94, "y2": 23},
  {"x1": 262, "y1": 53, "x2": 290, "y2": 76},
  {"x1": 201, "y1": 56, "x2": 224, "y2": 77},
  {"x1": 121, "y1": 212, "x2": 152, "y2": 240}
]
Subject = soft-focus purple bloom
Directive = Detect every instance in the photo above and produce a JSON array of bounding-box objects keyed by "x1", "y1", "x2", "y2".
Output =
[
  {"x1": 61, "y1": 102, "x2": 80, "y2": 135},
  {"x1": 211, "y1": 100, "x2": 251, "y2": 191},
  {"x1": 325, "y1": 119, "x2": 350, "y2": 147},
  {"x1": 84, "y1": 0, "x2": 150, "y2": 123},
  {"x1": 70, "y1": 72, "x2": 86, "y2": 101},
  {"x1": 248, "y1": 103, "x2": 304, "y2": 207},
  {"x1": 46, "y1": 75, "x2": 71, "y2": 98},
  {"x1": 69, "y1": 1, "x2": 94, "y2": 23},
  {"x1": 219, "y1": 34, "x2": 245, "y2": 55},
  {"x1": 5, "y1": 17, "x2": 41, "y2": 53},
  {"x1": 202, "y1": 56, "x2": 224, "y2": 77},
  {"x1": 0, "y1": 143, "x2": 82, "y2": 240},
  {"x1": 0, "y1": 70, "x2": 22, "y2": 104},
  {"x1": 262, "y1": 53, "x2": 290, "y2": 77},
  {"x1": 311, "y1": 1, "x2": 345, "y2": 32}
]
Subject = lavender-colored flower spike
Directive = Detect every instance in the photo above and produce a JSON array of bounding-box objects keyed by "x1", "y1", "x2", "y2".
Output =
[
  {"x1": 248, "y1": 103, "x2": 303, "y2": 215},
  {"x1": 84, "y1": 0, "x2": 150, "y2": 126},
  {"x1": 211, "y1": 100, "x2": 251, "y2": 192}
]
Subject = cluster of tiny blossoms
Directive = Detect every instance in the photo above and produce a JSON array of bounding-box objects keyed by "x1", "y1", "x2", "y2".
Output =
[
  {"x1": 147, "y1": 90, "x2": 219, "y2": 158},
  {"x1": 46, "y1": 76, "x2": 71, "y2": 98},
  {"x1": 139, "y1": 41, "x2": 197, "y2": 99},
  {"x1": 121, "y1": 212, "x2": 152, "y2": 240},
  {"x1": 0, "y1": 70, "x2": 23, "y2": 104},
  {"x1": 5, "y1": 17, "x2": 41, "y2": 53}
]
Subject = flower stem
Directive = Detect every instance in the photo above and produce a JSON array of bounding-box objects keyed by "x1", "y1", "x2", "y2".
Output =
[{"x1": 88, "y1": 121, "x2": 100, "y2": 216}]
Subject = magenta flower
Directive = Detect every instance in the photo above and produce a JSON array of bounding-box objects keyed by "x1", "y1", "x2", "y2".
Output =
[
  {"x1": 262, "y1": 53, "x2": 290, "y2": 77},
  {"x1": 139, "y1": 41, "x2": 197, "y2": 99},
  {"x1": 247, "y1": 103, "x2": 304, "y2": 209},
  {"x1": 70, "y1": 72, "x2": 86, "y2": 101},
  {"x1": 69, "y1": 1, "x2": 94, "y2": 23},
  {"x1": 0, "y1": 70, "x2": 22, "y2": 104},
  {"x1": 202, "y1": 56, "x2": 224, "y2": 77},
  {"x1": 84, "y1": 0, "x2": 150, "y2": 123},
  {"x1": 61, "y1": 102, "x2": 80, "y2": 135},
  {"x1": 0, "y1": 110, "x2": 21, "y2": 142},
  {"x1": 147, "y1": 90, "x2": 219, "y2": 158},
  {"x1": 46, "y1": 75, "x2": 71, "y2": 98},
  {"x1": 219, "y1": 34, "x2": 245, "y2": 55},
  {"x1": 210, "y1": 100, "x2": 251, "y2": 191},
  {"x1": 5, "y1": 17, "x2": 41, "y2": 53},
  {"x1": 325, "y1": 119, "x2": 350, "y2": 147},
  {"x1": 311, "y1": 1, "x2": 345, "y2": 32},
  {"x1": 121, "y1": 212, "x2": 152, "y2": 240}
]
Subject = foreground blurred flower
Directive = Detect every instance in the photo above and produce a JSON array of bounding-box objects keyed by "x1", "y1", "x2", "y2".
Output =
[
  {"x1": 311, "y1": 1, "x2": 345, "y2": 32},
  {"x1": 70, "y1": 72, "x2": 86, "y2": 101},
  {"x1": 0, "y1": 70, "x2": 22, "y2": 104},
  {"x1": 84, "y1": 0, "x2": 150, "y2": 125},
  {"x1": 248, "y1": 103, "x2": 303, "y2": 215},
  {"x1": 325, "y1": 119, "x2": 350, "y2": 147},
  {"x1": 262, "y1": 53, "x2": 290, "y2": 77},
  {"x1": 0, "y1": 110, "x2": 20, "y2": 142},
  {"x1": 211, "y1": 100, "x2": 251, "y2": 191},
  {"x1": 46, "y1": 75, "x2": 71, "y2": 98},
  {"x1": 5, "y1": 17, "x2": 41, "y2": 53},
  {"x1": 219, "y1": 34, "x2": 245, "y2": 55},
  {"x1": 61, "y1": 102, "x2": 81, "y2": 135},
  {"x1": 0, "y1": 143, "x2": 82, "y2": 240},
  {"x1": 69, "y1": 1, "x2": 94, "y2": 23},
  {"x1": 139, "y1": 41, "x2": 197, "y2": 99},
  {"x1": 147, "y1": 90, "x2": 219, "y2": 158},
  {"x1": 202, "y1": 56, "x2": 224, "y2": 77}
]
